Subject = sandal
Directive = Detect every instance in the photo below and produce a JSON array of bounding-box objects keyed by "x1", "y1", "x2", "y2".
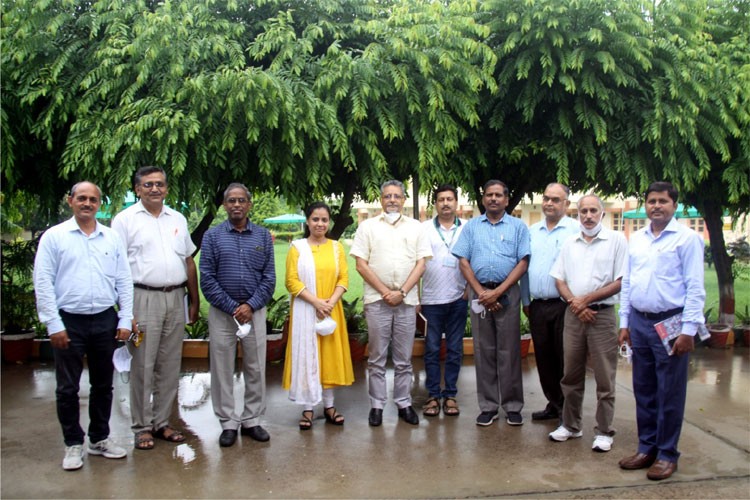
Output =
[
  {"x1": 134, "y1": 430, "x2": 155, "y2": 450},
  {"x1": 443, "y1": 397, "x2": 460, "y2": 416},
  {"x1": 299, "y1": 410, "x2": 313, "y2": 431},
  {"x1": 422, "y1": 397, "x2": 440, "y2": 417},
  {"x1": 153, "y1": 425, "x2": 186, "y2": 443},
  {"x1": 324, "y1": 407, "x2": 345, "y2": 426}
]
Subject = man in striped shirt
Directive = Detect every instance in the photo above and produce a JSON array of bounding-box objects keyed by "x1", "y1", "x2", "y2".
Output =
[{"x1": 200, "y1": 183, "x2": 276, "y2": 447}]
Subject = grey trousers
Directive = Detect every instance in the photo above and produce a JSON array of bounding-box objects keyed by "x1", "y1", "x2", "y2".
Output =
[
  {"x1": 128, "y1": 288, "x2": 185, "y2": 433},
  {"x1": 560, "y1": 307, "x2": 618, "y2": 436},
  {"x1": 470, "y1": 284, "x2": 524, "y2": 415},
  {"x1": 364, "y1": 300, "x2": 416, "y2": 409},
  {"x1": 208, "y1": 305, "x2": 267, "y2": 430}
]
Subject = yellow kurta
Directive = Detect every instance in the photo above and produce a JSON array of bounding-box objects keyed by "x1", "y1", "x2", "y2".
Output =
[{"x1": 282, "y1": 240, "x2": 354, "y2": 389}]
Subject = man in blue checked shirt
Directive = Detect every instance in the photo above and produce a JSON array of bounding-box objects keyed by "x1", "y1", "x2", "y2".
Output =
[
  {"x1": 452, "y1": 180, "x2": 531, "y2": 427},
  {"x1": 200, "y1": 183, "x2": 275, "y2": 447},
  {"x1": 34, "y1": 181, "x2": 133, "y2": 471}
]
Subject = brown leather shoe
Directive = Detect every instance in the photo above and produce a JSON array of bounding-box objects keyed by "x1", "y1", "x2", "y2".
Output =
[
  {"x1": 619, "y1": 452, "x2": 657, "y2": 470},
  {"x1": 647, "y1": 460, "x2": 677, "y2": 480}
]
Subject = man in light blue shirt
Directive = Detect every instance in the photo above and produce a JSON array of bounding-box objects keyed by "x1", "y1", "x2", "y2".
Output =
[
  {"x1": 521, "y1": 183, "x2": 578, "y2": 421},
  {"x1": 618, "y1": 181, "x2": 706, "y2": 481},
  {"x1": 34, "y1": 181, "x2": 133, "y2": 471},
  {"x1": 452, "y1": 180, "x2": 530, "y2": 427}
]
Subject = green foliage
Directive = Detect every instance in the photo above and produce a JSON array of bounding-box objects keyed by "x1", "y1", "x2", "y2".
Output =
[
  {"x1": 1, "y1": 239, "x2": 39, "y2": 334},
  {"x1": 184, "y1": 317, "x2": 209, "y2": 340},
  {"x1": 266, "y1": 294, "x2": 290, "y2": 330}
]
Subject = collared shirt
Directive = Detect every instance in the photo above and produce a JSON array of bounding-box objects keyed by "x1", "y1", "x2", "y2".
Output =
[
  {"x1": 420, "y1": 217, "x2": 467, "y2": 305},
  {"x1": 349, "y1": 213, "x2": 432, "y2": 305},
  {"x1": 111, "y1": 201, "x2": 196, "y2": 286},
  {"x1": 520, "y1": 216, "x2": 579, "y2": 305},
  {"x1": 199, "y1": 219, "x2": 275, "y2": 315},
  {"x1": 619, "y1": 218, "x2": 705, "y2": 335},
  {"x1": 550, "y1": 227, "x2": 628, "y2": 306},
  {"x1": 33, "y1": 217, "x2": 134, "y2": 334},
  {"x1": 451, "y1": 212, "x2": 531, "y2": 283}
]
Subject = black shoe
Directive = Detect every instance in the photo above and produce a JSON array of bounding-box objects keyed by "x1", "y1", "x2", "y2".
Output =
[
  {"x1": 241, "y1": 425, "x2": 270, "y2": 442},
  {"x1": 532, "y1": 408, "x2": 559, "y2": 421},
  {"x1": 398, "y1": 406, "x2": 419, "y2": 425},
  {"x1": 219, "y1": 429, "x2": 237, "y2": 447},
  {"x1": 368, "y1": 408, "x2": 383, "y2": 427}
]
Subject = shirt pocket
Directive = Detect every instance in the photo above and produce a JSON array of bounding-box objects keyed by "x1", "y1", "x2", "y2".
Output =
[
  {"x1": 91, "y1": 243, "x2": 118, "y2": 279},
  {"x1": 172, "y1": 233, "x2": 188, "y2": 258},
  {"x1": 655, "y1": 249, "x2": 680, "y2": 278},
  {"x1": 499, "y1": 235, "x2": 518, "y2": 258}
]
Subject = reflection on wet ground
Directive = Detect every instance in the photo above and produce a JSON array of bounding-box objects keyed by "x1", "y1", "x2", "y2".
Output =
[{"x1": 3, "y1": 345, "x2": 749, "y2": 498}]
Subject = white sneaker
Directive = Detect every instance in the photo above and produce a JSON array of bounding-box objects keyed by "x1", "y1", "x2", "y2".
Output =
[
  {"x1": 549, "y1": 425, "x2": 583, "y2": 442},
  {"x1": 88, "y1": 438, "x2": 127, "y2": 459},
  {"x1": 62, "y1": 445, "x2": 84, "y2": 470},
  {"x1": 592, "y1": 434, "x2": 614, "y2": 452}
]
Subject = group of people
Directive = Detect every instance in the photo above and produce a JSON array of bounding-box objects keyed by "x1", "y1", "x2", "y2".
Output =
[{"x1": 34, "y1": 172, "x2": 704, "y2": 482}]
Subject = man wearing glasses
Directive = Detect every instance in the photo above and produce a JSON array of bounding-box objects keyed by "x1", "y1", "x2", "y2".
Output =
[
  {"x1": 351, "y1": 180, "x2": 432, "y2": 426},
  {"x1": 200, "y1": 183, "x2": 275, "y2": 446},
  {"x1": 112, "y1": 166, "x2": 200, "y2": 451}
]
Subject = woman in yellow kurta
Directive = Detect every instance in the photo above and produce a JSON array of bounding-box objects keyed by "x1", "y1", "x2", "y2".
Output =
[{"x1": 282, "y1": 202, "x2": 354, "y2": 430}]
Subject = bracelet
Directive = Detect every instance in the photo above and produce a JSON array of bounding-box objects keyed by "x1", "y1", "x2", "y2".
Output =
[{"x1": 399, "y1": 288, "x2": 406, "y2": 298}]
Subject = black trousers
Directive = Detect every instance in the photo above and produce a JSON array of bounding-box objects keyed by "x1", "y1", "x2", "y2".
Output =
[
  {"x1": 55, "y1": 308, "x2": 118, "y2": 446},
  {"x1": 528, "y1": 299, "x2": 567, "y2": 412}
]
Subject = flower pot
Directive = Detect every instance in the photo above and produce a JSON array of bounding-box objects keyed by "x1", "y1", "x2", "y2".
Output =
[
  {"x1": 706, "y1": 324, "x2": 732, "y2": 348},
  {"x1": 349, "y1": 336, "x2": 368, "y2": 363},
  {"x1": 1, "y1": 331, "x2": 36, "y2": 363},
  {"x1": 520, "y1": 334, "x2": 532, "y2": 358}
]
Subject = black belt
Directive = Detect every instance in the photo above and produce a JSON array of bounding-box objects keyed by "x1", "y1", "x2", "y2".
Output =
[
  {"x1": 134, "y1": 282, "x2": 187, "y2": 293},
  {"x1": 533, "y1": 298, "x2": 563, "y2": 304},
  {"x1": 589, "y1": 304, "x2": 612, "y2": 311},
  {"x1": 634, "y1": 307, "x2": 683, "y2": 321},
  {"x1": 480, "y1": 282, "x2": 502, "y2": 289}
]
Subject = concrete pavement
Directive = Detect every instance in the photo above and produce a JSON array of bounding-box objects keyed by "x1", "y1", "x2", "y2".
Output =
[{"x1": 2, "y1": 345, "x2": 748, "y2": 498}]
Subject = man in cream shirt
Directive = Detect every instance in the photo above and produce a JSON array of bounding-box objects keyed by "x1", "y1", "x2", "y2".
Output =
[{"x1": 350, "y1": 180, "x2": 432, "y2": 427}]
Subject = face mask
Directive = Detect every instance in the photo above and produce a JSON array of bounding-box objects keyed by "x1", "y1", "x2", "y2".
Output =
[
  {"x1": 233, "y1": 316, "x2": 252, "y2": 339},
  {"x1": 384, "y1": 212, "x2": 401, "y2": 224},
  {"x1": 578, "y1": 214, "x2": 603, "y2": 237}
]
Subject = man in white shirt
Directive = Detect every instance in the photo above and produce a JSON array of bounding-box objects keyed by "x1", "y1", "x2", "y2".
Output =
[
  {"x1": 419, "y1": 184, "x2": 468, "y2": 418},
  {"x1": 112, "y1": 166, "x2": 199, "y2": 451},
  {"x1": 350, "y1": 180, "x2": 432, "y2": 427},
  {"x1": 34, "y1": 181, "x2": 133, "y2": 470},
  {"x1": 548, "y1": 194, "x2": 628, "y2": 453},
  {"x1": 520, "y1": 183, "x2": 578, "y2": 421}
]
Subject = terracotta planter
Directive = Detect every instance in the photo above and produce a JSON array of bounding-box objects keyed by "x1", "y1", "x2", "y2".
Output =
[
  {"x1": 520, "y1": 334, "x2": 532, "y2": 358},
  {"x1": 33, "y1": 339, "x2": 55, "y2": 361},
  {"x1": 1, "y1": 331, "x2": 36, "y2": 363},
  {"x1": 182, "y1": 339, "x2": 209, "y2": 358},
  {"x1": 349, "y1": 336, "x2": 368, "y2": 363},
  {"x1": 707, "y1": 324, "x2": 732, "y2": 348}
]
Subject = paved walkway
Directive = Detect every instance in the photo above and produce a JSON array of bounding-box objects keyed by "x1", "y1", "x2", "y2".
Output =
[{"x1": 2, "y1": 345, "x2": 748, "y2": 498}]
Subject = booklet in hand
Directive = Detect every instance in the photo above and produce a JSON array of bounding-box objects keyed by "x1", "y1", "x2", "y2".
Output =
[{"x1": 654, "y1": 313, "x2": 710, "y2": 355}]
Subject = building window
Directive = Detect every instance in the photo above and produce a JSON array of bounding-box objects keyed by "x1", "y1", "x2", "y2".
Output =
[
  {"x1": 631, "y1": 219, "x2": 647, "y2": 232},
  {"x1": 612, "y1": 212, "x2": 624, "y2": 232},
  {"x1": 688, "y1": 218, "x2": 705, "y2": 233}
]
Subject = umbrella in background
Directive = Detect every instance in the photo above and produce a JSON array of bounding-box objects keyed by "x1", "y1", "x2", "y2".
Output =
[
  {"x1": 622, "y1": 203, "x2": 702, "y2": 219},
  {"x1": 263, "y1": 213, "x2": 306, "y2": 232},
  {"x1": 96, "y1": 191, "x2": 138, "y2": 219}
]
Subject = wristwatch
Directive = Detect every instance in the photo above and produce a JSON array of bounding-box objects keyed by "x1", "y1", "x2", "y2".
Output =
[{"x1": 399, "y1": 288, "x2": 407, "y2": 298}]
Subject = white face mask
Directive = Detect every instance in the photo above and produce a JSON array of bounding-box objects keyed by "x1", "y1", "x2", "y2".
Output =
[
  {"x1": 578, "y1": 215, "x2": 603, "y2": 237},
  {"x1": 384, "y1": 212, "x2": 401, "y2": 224}
]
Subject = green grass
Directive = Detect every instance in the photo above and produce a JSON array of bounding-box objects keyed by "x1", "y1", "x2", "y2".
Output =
[{"x1": 196, "y1": 250, "x2": 747, "y2": 321}]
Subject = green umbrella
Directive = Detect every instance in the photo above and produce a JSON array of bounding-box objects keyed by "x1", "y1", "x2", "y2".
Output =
[
  {"x1": 622, "y1": 204, "x2": 701, "y2": 219},
  {"x1": 263, "y1": 214, "x2": 306, "y2": 224}
]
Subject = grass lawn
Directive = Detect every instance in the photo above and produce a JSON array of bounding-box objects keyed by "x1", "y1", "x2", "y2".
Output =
[{"x1": 197, "y1": 248, "x2": 747, "y2": 321}]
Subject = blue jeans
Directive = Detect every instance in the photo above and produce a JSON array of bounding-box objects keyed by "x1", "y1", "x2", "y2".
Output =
[{"x1": 421, "y1": 299, "x2": 468, "y2": 398}]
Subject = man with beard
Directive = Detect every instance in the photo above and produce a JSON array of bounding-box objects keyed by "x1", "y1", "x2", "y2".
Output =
[
  {"x1": 200, "y1": 183, "x2": 275, "y2": 447},
  {"x1": 452, "y1": 180, "x2": 530, "y2": 427},
  {"x1": 350, "y1": 180, "x2": 432, "y2": 426},
  {"x1": 548, "y1": 194, "x2": 628, "y2": 453}
]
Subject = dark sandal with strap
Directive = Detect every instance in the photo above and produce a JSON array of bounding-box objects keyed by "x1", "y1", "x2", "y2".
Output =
[
  {"x1": 299, "y1": 410, "x2": 313, "y2": 431},
  {"x1": 324, "y1": 407, "x2": 344, "y2": 426},
  {"x1": 422, "y1": 397, "x2": 440, "y2": 417},
  {"x1": 153, "y1": 425, "x2": 186, "y2": 443},
  {"x1": 443, "y1": 397, "x2": 460, "y2": 416},
  {"x1": 134, "y1": 430, "x2": 155, "y2": 450}
]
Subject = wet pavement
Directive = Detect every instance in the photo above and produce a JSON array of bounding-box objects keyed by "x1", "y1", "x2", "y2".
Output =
[{"x1": 2, "y1": 345, "x2": 749, "y2": 499}]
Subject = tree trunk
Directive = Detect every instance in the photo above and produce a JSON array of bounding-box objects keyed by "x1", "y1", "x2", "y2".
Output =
[
  {"x1": 189, "y1": 189, "x2": 224, "y2": 253},
  {"x1": 330, "y1": 177, "x2": 356, "y2": 240},
  {"x1": 702, "y1": 202, "x2": 735, "y2": 324}
]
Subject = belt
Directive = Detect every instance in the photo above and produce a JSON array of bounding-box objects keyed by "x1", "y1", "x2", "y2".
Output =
[
  {"x1": 634, "y1": 307, "x2": 683, "y2": 322},
  {"x1": 532, "y1": 298, "x2": 563, "y2": 304},
  {"x1": 134, "y1": 282, "x2": 187, "y2": 293},
  {"x1": 589, "y1": 304, "x2": 612, "y2": 311},
  {"x1": 480, "y1": 282, "x2": 502, "y2": 289}
]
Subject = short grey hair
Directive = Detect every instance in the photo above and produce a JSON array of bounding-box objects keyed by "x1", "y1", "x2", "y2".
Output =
[
  {"x1": 578, "y1": 193, "x2": 604, "y2": 211},
  {"x1": 545, "y1": 182, "x2": 571, "y2": 197},
  {"x1": 380, "y1": 179, "x2": 406, "y2": 197},
  {"x1": 69, "y1": 181, "x2": 103, "y2": 200},
  {"x1": 223, "y1": 182, "x2": 251, "y2": 201}
]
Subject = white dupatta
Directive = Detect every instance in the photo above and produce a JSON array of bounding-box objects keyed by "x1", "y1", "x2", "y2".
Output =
[{"x1": 288, "y1": 239, "x2": 322, "y2": 405}]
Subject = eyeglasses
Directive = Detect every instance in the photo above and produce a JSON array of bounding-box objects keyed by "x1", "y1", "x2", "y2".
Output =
[
  {"x1": 140, "y1": 181, "x2": 166, "y2": 189},
  {"x1": 72, "y1": 196, "x2": 100, "y2": 203},
  {"x1": 542, "y1": 196, "x2": 565, "y2": 203},
  {"x1": 226, "y1": 197, "x2": 248, "y2": 205},
  {"x1": 382, "y1": 194, "x2": 404, "y2": 200}
]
